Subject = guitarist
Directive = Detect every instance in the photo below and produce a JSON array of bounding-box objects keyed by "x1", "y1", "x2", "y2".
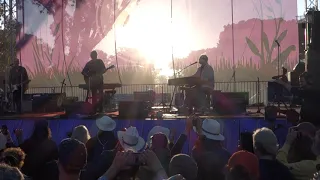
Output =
[
  {"x1": 82, "y1": 51, "x2": 108, "y2": 113},
  {"x1": 9, "y1": 59, "x2": 30, "y2": 114}
]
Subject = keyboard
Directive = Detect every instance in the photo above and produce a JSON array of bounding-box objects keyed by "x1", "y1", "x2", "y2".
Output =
[
  {"x1": 168, "y1": 77, "x2": 204, "y2": 86},
  {"x1": 78, "y1": 83, "x2": 122, "y2": 90}
]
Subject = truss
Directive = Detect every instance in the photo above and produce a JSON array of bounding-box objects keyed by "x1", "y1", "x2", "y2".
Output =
[{"x1": 305, "y1": 0, "x2": 318, "y2": 12}]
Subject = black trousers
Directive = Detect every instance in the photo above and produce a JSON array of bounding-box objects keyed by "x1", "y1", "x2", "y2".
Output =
[{"x1": 13, "y1": 87, "x2": 23, "y2": 113}]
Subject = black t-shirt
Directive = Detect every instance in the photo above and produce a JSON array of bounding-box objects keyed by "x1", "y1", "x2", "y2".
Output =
[
  {"x1": 82, "y1": 59, "x2": 106, "y2": 88},
  {"x1": 9, "y1": 66, "x2": 29, "y2": 85}
]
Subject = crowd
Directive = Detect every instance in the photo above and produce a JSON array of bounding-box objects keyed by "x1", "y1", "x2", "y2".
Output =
[{"x1": 0, "y1": 115, "x2": 320, "y2": 180}]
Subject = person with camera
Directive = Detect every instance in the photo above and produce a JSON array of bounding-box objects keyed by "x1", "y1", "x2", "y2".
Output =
[
  {"x1": 276, "y1": 126, "x2": 320, "y2": 180},
  {"x1": 98, "y1": 126, "x2": 168, "y2": 180}
]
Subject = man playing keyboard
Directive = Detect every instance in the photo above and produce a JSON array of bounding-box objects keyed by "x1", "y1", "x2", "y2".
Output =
[{"x1": 184, "y1": 55, "x2": 215, "y2": 113}]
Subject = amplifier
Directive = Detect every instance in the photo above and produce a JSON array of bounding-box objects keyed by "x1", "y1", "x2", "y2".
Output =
[
  {"x1": 134, "y1": 91, "x2": 155, "y2": 102},
  {"x1": 215, "y1": 92, "x2": 249, "y2": 115},
  {"x1": 118, "y1": 101, "x2": 150, "y2": 119},
  {"x1": 64, "y1": 101, "x2": 94, "y2": 116},
  {"x1": 26, "y1": 93, "x2": 66, "y2": 113}
]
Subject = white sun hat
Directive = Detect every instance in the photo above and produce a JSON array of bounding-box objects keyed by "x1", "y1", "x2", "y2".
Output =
[
  {"x1": 96, "y1": 116, "x2": 116, "y2": 131},
  {"x1": 117, "y1": 126, "x2": 145, "y2": 152},
  {"x1": 193, "y1": 119, "x2": 224, "y2": 141},
  {"x1": 147, "y1": 126, "x2": 170, "y2": 145}
]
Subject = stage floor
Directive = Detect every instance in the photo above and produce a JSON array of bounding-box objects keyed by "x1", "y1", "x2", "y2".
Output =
[{"x1": 0, "y1": 107, "x2": 297, "y2": 120}]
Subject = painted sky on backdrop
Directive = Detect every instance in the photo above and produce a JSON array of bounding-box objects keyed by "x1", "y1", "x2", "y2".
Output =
[{"x1": 20, "y1": 0, "x2": 303, "y2": 69}]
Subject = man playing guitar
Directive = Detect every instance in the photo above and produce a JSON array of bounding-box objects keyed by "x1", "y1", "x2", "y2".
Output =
[
  {"x1": 82, "y1": 51, "x2": 114, "y2": 113},
  {"x1": 9, "y1": 59, "x2": 30, "y2": 113}
]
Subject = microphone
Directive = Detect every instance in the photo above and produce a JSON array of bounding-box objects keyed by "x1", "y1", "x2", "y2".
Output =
[
  {"x1": 177, "y1": 62, "x2": 198, "y2": 74},
  {"x1": 275, "y1": 40, "x2": 280, "y2": 46}
]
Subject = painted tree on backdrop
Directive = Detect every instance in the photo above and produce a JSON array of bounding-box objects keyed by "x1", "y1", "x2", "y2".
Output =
[{"x1": 30, "y1": 0, "x2": 140, "y2": 75}]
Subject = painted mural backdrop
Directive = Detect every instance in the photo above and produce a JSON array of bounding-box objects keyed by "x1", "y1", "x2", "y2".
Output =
[{"x1": 16, "y1": 0, "x2": 298, "y2": 87}]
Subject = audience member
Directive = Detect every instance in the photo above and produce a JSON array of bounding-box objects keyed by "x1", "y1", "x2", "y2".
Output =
[
  {"x1": 0, "y1": 163, "x2": 24, "y2": 180},
  {"x1": 277, "y1": 127, "x2": 320, "y2": 180},
  {"x1": 226, "y1": 150, "x2": 259, "y2": 180},
  {"x1": 147, "y1": 126, "x2": 170, "y2": 147},
  {"x1": 117, "y1": 126, "x2": 145, "y2": 152},
  {"x1": 169, "y1": 154, "x2": 197, "y2": 180},
  {"x1": 58, "y1": 138, "x2": 87, "y2": 180},
  {"x1": 166, "y1": 174, "x2": 185, "y2": 180},
  {"x1": 1, "y1": 148, "x2": 30, "y2": 180},
  {"x1": 86, "y1": 116, "x2": 117, "y2": 162},
  {"x1": 287, "y1": 122, "x2": 316, "y2": 163},
  {"x1": 226, "y1": 165, "x2": 253, "y2": 180},
  {"x1": 253, "y1": 127, "x2": 294, "y2": 180},
  {"x1": 71, "y1": 125, "x2": 91, "y2": 144},
  {"x1": 99, "y1": 150, "x2": 167, "y2": 180},
  {"x1": 20, "y1": 120, "x2": 58, "y2": 180},
  {"x1": 0, "y1": 133, "x2": 7, "y2": 154},
  {"x1": 192, "y1": 119, "x2": 230, "y2": 180},
  {"x1": 138, "y1": 132, "x2": 171, "y2": 180}
]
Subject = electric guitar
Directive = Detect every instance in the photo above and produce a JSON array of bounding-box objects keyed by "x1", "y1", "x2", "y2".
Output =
[
  {"x1": 11, "y1": 80, "x2": 31, "y2": 93},
  {"x1": 84, "y1": 65, "x2": 115, "y2": 88}
]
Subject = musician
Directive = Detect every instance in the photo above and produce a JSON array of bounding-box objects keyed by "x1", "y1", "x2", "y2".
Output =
[
  {"x1": 296, "y1": 72, "x2": 320, "y2": 126},
  {"x1": 185, "y1": 55, "x2": 214, "y2": 112},
  {"x1": 9, "y1": 59, "x2": 29, "y2": 113},
  {"x1": 273, "y1": 67, "x2": 288, "y2": 83},
  {"x1": 275, "y1": 72, "x2": 320, "y2": 126},
  {"x1": 81, "y1": 51, "x2": 107, "y2": 113}
]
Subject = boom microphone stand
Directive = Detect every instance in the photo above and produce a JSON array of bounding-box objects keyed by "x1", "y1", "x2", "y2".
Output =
[
  {"x1": 275, "y1": 40, "x2": 280, "y2": 77},
  {"x1": 275, "y1": 40, "x2": 281, "y2": 112}
]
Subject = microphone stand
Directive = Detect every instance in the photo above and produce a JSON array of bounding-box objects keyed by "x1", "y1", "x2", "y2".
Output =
[
  {"x1": 256, "y1": 77, "x2": 261, "y2": 114},
  {"x1": 275, "y1": 40, "x2": 280, "y2": 77},
  {"x1": 176, "y1": 62, "x2": 197, "y2": 75},
  {"x1": 275, "y1": 40, "x2": 281, "y2": 113}
]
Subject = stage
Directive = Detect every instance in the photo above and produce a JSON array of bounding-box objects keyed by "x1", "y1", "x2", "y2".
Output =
[{"x1": 0, "y1": 107, "x2": 291, "y2": 154}]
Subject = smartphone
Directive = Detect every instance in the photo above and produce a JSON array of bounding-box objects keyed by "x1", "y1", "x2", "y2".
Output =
[{"x1": 132, "y1": 153, "x2": 143, "y2": 166}]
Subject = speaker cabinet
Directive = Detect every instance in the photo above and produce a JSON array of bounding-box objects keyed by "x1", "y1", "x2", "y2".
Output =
[
  {"x1": 118, "y1": 101, "x2": 150, "y2": 119},
  {"x1": 215, "y1": 92, "x2": 249, "y2": 115}
]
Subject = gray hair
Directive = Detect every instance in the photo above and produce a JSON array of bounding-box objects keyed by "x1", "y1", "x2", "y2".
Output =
[
  {"x1": 0, "y1": 163, "x2": 24, "y2": 180},
  {"x1": 71, "y1": 125, "x2": 91, "y2": 144},
  {"x1": 253, "y1": 127, "x2": 279, "y2": 155}
]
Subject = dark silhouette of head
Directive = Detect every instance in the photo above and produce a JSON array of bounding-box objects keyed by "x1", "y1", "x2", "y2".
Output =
[
  {"x1": 31, "y1": 120, "x2": 52, "y2": 141},
  {"x1": 90, "y1": 51, "x2": 98, "y2": 60},
  {"x1": 13, "y1": 59, "x2": 19, "y2": 67},
  {"x1": 199, "y1": 55, "x2": 208, "y2": 66}
]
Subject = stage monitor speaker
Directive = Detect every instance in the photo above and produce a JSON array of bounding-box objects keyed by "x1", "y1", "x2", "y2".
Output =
[
  {"x1": 118, "y1": 101, "x2": 149, "y2": 119},
  {"x1": 215, "y1": 92, "x2": 249, "y2": 115},
  {"x1": 27, "y1": 93, "x2": 66, "y2": 113},
  {"x1": 64, "y1": 101, "x2": 94, "y2": 117}
]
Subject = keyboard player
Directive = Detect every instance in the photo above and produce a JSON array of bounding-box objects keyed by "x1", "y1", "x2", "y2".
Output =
[{"x1": 185, "y1": 55, "x2": 214, "y2": 112}]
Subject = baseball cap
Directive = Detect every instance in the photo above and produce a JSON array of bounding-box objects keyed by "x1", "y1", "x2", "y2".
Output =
[{"x1": 59, "y1": 138, "x2": 87, "y2": 172}]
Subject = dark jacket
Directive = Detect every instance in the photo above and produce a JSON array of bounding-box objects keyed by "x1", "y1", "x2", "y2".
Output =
[
  {"x1": 86, "y1": 131, "x2": 117, "y2": 163},
  {"x1": 259, "y1": 159, "x2": 295, "y2": 180}
]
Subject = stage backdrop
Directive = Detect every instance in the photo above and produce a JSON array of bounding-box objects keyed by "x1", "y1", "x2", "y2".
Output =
[{"x1": 16, "y1": 0, "x2": 298, "y2": 87}]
